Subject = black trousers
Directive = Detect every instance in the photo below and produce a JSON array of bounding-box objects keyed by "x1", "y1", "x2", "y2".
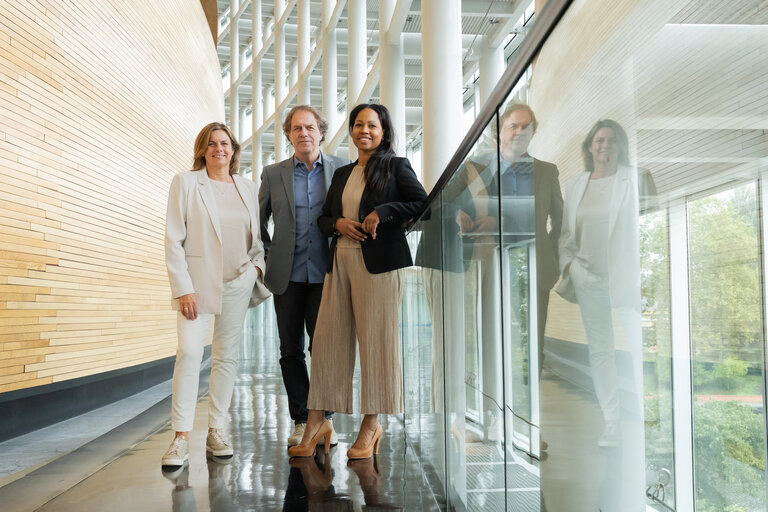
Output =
[{"x1": 273, "y1": 281, "x2": 332, "y2": 424}]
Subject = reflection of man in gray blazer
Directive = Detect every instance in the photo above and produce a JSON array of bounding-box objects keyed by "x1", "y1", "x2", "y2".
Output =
[
  {"x1": 457, "y1": 104, "x2": 563, "y2": 369},
  {"x1": 455, "y1": 105, "x2": 563, "y2": 444},
  {"x1": 258, "y1": 106, "x2": 350, "y2": 447}
]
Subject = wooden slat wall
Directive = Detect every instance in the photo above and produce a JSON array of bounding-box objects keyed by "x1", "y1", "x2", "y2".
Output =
[{"x1": 0, "y1": 0, "x2": 224, "y2": 393}]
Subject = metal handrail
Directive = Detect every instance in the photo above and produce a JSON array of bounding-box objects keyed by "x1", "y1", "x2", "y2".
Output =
[{"x1": 408, "y1": 0, "x2": 573, "y2": 228}]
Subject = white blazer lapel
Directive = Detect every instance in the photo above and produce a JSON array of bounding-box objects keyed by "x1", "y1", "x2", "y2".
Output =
[
  {"x1": 608, "y1": 166, "x2": 632, "y2": 237},
  {"x1": 197, "y1": 170, "x2": 223, "y2": 244},
  {"x1": 233, "y1": 175, "x2": 258, "y2": 230},
  {"x1": 568, "y1": 172, "x2": 590, "y2": 235}
]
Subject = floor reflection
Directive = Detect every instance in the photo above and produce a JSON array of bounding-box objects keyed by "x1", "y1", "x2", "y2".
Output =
[{"x1": 36, "y1": 331, "x2": 440, "y2": 511}]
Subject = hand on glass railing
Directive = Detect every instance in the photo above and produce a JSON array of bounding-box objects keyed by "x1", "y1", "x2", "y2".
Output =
[
  {"x1": 456, "y1": 210, "x2": 473, "y2": 235},
  {"x1": 471, "y1": 215, "x2": 498, "y2": 234}
]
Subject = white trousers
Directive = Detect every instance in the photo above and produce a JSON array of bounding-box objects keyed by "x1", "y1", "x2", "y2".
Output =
[
  {"x1": 571, "y1": 260, "x2": 644, "y2": 422},
  {"x1": 171, "y1": 264, "x2": 257, "y2": 432},
  {"x1": 571, "y1": 261, "x2": 646, "y2": 510}
]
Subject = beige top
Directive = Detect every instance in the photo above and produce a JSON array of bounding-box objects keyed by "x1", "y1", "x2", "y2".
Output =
[
  {"x1": 212, "y1": 180, "x2": 253, "y2": 281},
  {"x1": 575, "y1": 174, "x2": 614, "y2": 277},
  {"x1": 338, "y1": 165, "x2": 367, "y2": 249}
]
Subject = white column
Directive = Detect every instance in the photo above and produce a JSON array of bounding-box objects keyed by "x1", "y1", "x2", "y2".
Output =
[
  {"x1": 421, "y1": 0, "x2": 463, "y2": 190},
  {"x1": 379, "y1": 0, "x2": 406, "y2": 156},
  {"x1": 347, "y1": 0, "x2": 367, "y2": 159},
  {"x1": 274, "y1": 0, "x2": 286, "y2": 160},
  {"x1": 230, "y1": 2, "x2": 240, "y2": 135},
  {"x1": 297, "y1": 0, "x2": 311, "y2": 105},
  {"x1": 321, "y1": 0, "x2": 338, "y2": 147},
  {"x1": 289, "y1": 58, "x2": 298, "y2": 90},
  {"x1": 265, "y1": 85, "x2": 274, "y2": 119},
  {"x1": 252, "y1": 0, "x2": 263, "y2": 180},
  {"x1": 478, "y1": 35, "x2": 505, "y2": 108}
]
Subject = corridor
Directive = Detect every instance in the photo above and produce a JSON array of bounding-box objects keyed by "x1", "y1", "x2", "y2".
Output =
[{"x1": 0, "y1": 313, "x2": 442, "y2": 511}]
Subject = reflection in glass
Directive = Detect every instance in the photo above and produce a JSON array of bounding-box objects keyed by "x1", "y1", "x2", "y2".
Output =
[
  {"x1": 639, "y1": 208, "x2": 674, "y2": 509},
  {"x1": 555, "y1": 119, "x2": 654, "y2": 509},
  {"x1": 397, "y1": 0, "x2": 768, "y2": 509}
]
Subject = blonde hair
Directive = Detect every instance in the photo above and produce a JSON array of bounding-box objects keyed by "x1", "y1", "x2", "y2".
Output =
[{"x1": 191, "y1": 122, "x2": 241, "y2": 175}]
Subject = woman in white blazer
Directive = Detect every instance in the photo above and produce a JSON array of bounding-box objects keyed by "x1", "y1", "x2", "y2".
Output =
[
  {"x1": 556, "y1": 119, "x2": 655, "y2": 508},
  {"x1": 556, "y1": 120, "x2": 656, "y2": 445},
  {"x1": 161, "y1": 122, "x2": 269, "y2": 467}
]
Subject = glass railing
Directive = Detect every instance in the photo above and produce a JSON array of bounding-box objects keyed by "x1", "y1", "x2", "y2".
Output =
[{"x1": 400, "y1": 0, "x2": 768, "y2": 510}]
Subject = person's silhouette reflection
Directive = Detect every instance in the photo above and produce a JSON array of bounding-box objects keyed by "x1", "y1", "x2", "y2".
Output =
[
  {"x1": 162, "y1": 464, "x2": 196, "y2": 512},
  {"x1": 207, "y1": 456, "x2": 237, "y2": 512},
  {"x1": 556, "y1": 119, "x2": 656, "y2": 509},
  {"x1": 557, "y1": 119, "x2": 654, "y2": 447},
  {"x1": 284, "y1": 451, "x2": 354, "y2": 511},
  {"x1": 456, "y1": 104, "x2": 563, "y2": 443},
  {"x1": 347, "y1": 457, "x2": 402, "y2": 510},
  {"x1": 283, "y1": 464, "x2": 309, "y2": 511}
]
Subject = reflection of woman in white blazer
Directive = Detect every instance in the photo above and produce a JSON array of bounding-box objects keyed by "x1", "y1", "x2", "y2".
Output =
[
  {"x1": 161, "y1": 122, "x2": 269, "y2": 467},
  {"x1": 557, "y1": 120, "x2": 656, "y2": 451}
]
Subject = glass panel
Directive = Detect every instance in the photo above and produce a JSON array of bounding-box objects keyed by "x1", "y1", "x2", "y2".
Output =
[
  {"x1": 529, "y1": 2, "x2": 768, "y2": 511},
  {"x1": 440, "y1": 117, "x2": 506, "y2": 510},
  {"x1": 494, "y1": 95, "x2": 548, "y2": 510},
  {"x1": 404, "y1": 221, "x2": 447, "y2": 503},
  {"x1": 688, "y1": 182, "x2": 766, "y2": 512},
  {"x1": 640, "y1": 208, "x2": 675, "y2": 509}
]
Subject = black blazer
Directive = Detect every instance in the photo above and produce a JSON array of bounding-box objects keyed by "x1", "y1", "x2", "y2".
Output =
[{"x1": 318, "y1": 157, "x2": 427, "y2": 274}]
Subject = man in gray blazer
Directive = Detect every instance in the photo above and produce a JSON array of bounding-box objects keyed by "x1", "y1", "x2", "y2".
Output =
[{"x1": 258, "y1": 105, "x2": 350, "y2": 447}]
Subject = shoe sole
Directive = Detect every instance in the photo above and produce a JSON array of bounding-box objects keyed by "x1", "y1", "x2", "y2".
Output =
[
  {"x1": 206, "y1": 445, "x2": 234, "y2": 457},
  {"x1": 161, "y1": 464, "x2": 187, "y2": 479},
  {"x1": 161, "y1": 453, "x2": 189, "y2": 467}
]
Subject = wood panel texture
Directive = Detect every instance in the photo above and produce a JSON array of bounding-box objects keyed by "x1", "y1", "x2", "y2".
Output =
[{"x1": 0, "y1": 0, "x2": 224, "y2": 394}]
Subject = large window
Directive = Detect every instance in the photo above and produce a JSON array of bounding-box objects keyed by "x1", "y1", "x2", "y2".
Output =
[
  {"x1": 688, "y1": 182, "x2": 766, "y2": 512},
  {"x1": 401, "y1": 1, "x2": 768, "y2": 510}
]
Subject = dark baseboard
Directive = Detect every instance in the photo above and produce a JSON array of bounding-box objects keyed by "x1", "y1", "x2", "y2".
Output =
[{"x1": 0, "y1": 346, "x2": 211, "y2": 442}]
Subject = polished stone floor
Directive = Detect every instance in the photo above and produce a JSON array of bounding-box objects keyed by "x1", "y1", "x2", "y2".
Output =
[{"x1": 0, "y1": 314, "x2": 442, "y2": 511}]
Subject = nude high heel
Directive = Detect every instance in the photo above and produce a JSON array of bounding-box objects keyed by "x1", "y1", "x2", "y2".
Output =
[
  {"x1": 288, "y1": 419, "x2": 332, "y2": 457},
  {"x1": 347, "y1": 423, "x2": 383, "y2": 459}
]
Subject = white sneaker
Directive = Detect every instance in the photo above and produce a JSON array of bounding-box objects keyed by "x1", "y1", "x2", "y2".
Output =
[
  {"x1": 288, "y1": 423, "x2": 307, "y2": 447},
  {"x1": 318, "y1": 419, "x2": 338, "y2": 446},
  {"x1": 206, "y1": 429, "x2": 234, "y2": 457},
  {"x1": 598, "y1": 421, "x2": 621, "y2": 448},
  {"x1": 161, "y1": 437, "x2": 189, "y2": 466}
]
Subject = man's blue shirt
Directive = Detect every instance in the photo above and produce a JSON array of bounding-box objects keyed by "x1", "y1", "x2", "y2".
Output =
[
  {"x1": 498, "y1": 156, "x2": 534, "y2": 197},
  {"x1": 290, "y1": 154, "x2": 329, "y2": 283}
]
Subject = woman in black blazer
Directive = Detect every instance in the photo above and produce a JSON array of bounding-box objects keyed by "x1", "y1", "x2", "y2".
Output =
[{"x1": 289, "y1": 104, "x2": 427, "y2": 459}]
